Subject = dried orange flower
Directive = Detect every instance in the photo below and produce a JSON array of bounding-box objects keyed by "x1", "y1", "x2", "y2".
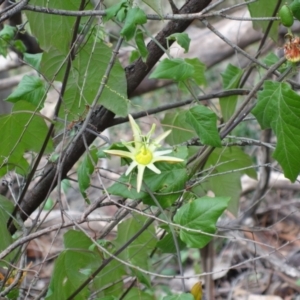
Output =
[{"x1": 284, "y1": 36, "x2": 300, "y2": 62}]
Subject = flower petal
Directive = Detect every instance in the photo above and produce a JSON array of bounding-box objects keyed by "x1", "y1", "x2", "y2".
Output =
[
  {"x1": 125, "y1": 161, "x2": 138, "y2": 175},
  {"x1": 153, "y1": 156, "x2": 184, "y2": 163},
  {"x1": 152, "y1": 130, "x2": 172, "y2": 146},
  {"x1": 104, "y1": 149, "x2": 134, "y2": 159},
  {"x1": 153, "y1": 149, "x2": 172, "y2": 157},
  {"x1": 136, "y1": 164, "x2": 146, "y2": 193},
  {"x1": 128, "y1": 114, "x2": 142, "y2": 148},
  {"x1": 147, "y1": 163, "x2": 161, "y2": 174}
]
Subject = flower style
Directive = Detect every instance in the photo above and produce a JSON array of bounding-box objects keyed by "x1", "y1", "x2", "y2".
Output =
[{"x1": 104, "y1": 115, "x2": 184, "y2": 193}]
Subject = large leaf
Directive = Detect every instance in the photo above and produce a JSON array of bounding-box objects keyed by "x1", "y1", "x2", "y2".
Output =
[
  {"x1": 174, "y1": 196, "x2": 230, "y2": 248},
  {"x1": 252, "y1": 81, "x2": 300, "y2": 181},
  {"x1": 246, "y1": 0, "x2": 282, "y2": 41},
  {"x1": 113, "y1": 213, "x2": 157, "y2": 287},
  {"x1": 5, "y1": 75, "x2": 47, "y2": 110},
  {"x1": 0, "y1": 101, "x2": 53, "y2": 176},
  {"x1": 62, "y1": 39, "x2": 128, "y2": 119},
  {"x1": 162, "y1": 111, "x2": 196, "y2": 145},
  {"x1": 201, "y1": 146, "x2": 256, "y2": 215},
  {"x1": 25, "y1": 0, "x2": 78, "y2": 53},
  {"x1": 220, "y1": 64, "x2": 243, "y2": 121},
  {"x1": 185, "y1": 106, "x2": 221, "y2": 147},
  {"x1": 46, "y1": 231, "x2": 102, "y2": 300}
]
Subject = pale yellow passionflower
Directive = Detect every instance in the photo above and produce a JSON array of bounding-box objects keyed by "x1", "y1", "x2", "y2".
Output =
[{"x1": 104, "y1": 115, "x2": 184, "y2": 193}]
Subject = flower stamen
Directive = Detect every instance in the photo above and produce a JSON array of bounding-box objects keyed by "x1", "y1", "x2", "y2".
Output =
[{"x1": 135, "y1": 146, "x2": 153, "y2": 165}]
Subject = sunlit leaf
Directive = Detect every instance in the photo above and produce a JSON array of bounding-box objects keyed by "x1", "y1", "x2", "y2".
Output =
[
  {"x1": 150, "y1": 58, "x2": 194, "y2": 81},
  {"x1": 252, "y1": 81, "x2": 300, "y2": 181}
]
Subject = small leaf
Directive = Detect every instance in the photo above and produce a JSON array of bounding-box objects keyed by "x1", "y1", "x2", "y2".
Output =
[
  {"x1": 167, "y1": 33, "x2": 191, "y2": 53},
  {"x1": 220, "y1": 64, "x2": 243, "y2": 121},
  {"x1": 5, "y1": 75, "x2": 46, "y2": 109},
  {"x1": 77, "y1": 147, "x2": 98, "y2": 204},
  {"x1": 13, "y1": 39, "x2": 26, "y2": 53},
  {"x1": 174, "y1": 197, "x2": 230, "y2": 248},
  {"x1": 252, "y1": 81, "x2": 300, "y2": 181},
  {"x1": 23, "y1": 53, "x2": 43, "y2": 70},
  {"x1": 191, "y1": 282, "x2": 203, "y2": 300},
  {"x1": 0, "y1": 25, "x2": 16, "y2": 42},
  {"x1": 103, "y1": 0, "x2": 128, "y2": 22},
  {"x1": 185, "y1": 106, "x2": 221, "y2": 147},
  {"x1": 150, "y1": 58, "x2": 194, "y2": 81},
  {"x1": 135, "y1": 29, "x2": 148, "y2": 61},
  {"x1": 120, "y1": 7, "x2": 147, "y2": 41}
]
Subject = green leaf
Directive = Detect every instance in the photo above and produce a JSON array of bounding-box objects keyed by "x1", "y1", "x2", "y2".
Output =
[
  {"x1": 200, "y1": 146, "x2": 256, "y2": 215},
  {"x1": 23, "y1": 53, "x2": 43, "y2": 70},
  {"x1": 46, "y1": 230, "x2": 104, "y2": 299},
  {"x1": 13, "y1": 39, "x2": 26, "y2": 53},
  {"x1": 167, "y1": 33, "x2": 191, "y2": 53},
  {"x1": 0, "y1": 101, "x2": 53, "y2": 176},
  {"x1": 185, "y1": 58, "x2": 207, "y2": 86},
  {"x1": 156, "y1": 232, "x2": 186, "y2": 253},
  {"x1": 163, "y1": 111, "x2": 196, "y2": 145},
  {"x1": 26, "y1": 0, "x2": 77, "y2": 53},
  {"x1": 220, "y1": 64, "x2": 243, "y2": 121},
  {"x1": 252, "y1": 81, "x2": 300, "y2": 181},
  {"x1": 103, "y1": 0, "x2": 128, "y2": 22},
  {"x1": 47, "y1": 252, "x2": 101, "y2": 299},
  {"x1": 120, "y1": 7, "x2": 147, "y2": 41},
  {"x1": 142, "y1": 0, "x2": 163, "y2": 17},
  {"x1": 185, "y1": 106, "x2": 221, "y2": 147},
  {"x1": 54, "y1": 39, "x2": 128, "y2": 120},
  {"x1": 163, "y1": 294, "x2": 194, "y2": 300},
  {"x1": 0, "y1": 195, "x2": 17, "y2": 266},
  {"x1": 64, "y1": 230, "x2": 93, "y2": 249},
  {"x1": 174, "y1": 197, "x2": 230, "y2": 248},
  {"x1": 113, "y1": 213, "x2": 156, "y2": 288},
  {"x1": 135, "y1": 29, "x2": 148, "y2": 61},
  {"x1": 246, "y1": 0, "x2": 280, "y2": 41},
  {"x1": 0, "y1": 25, "x2": 16, "y2": 42},
  {"x1": 108, "y1": 147, "x2": 187, "y2": 208},
  {"x1": 5, "y1": 75, "x2": 46, "y2": 109},
  {"x1": 123, "y1": 287, "x2": 155, "y2": 300},
  {"x1": 77, "y1": 147, "x2": 98, "y2": 204},
  {"x1": 150, "y1": 58, "x2": 194, "y2": 81}
]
